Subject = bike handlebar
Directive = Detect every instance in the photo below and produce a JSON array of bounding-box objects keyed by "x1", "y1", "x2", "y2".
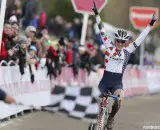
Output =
[
  {"x1": 103, "y1": 93, "x2": 119, "y2": 100},
  {"x1": 109, "y1": 94, "x2": 119, "y2": 100}
]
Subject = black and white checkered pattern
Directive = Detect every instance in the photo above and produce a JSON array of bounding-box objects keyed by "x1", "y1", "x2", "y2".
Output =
[{"x1": 44, "y1": 85, "x2": 101, "y2": 120}]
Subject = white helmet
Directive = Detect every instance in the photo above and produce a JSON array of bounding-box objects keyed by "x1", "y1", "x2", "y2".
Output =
[{"x1": 115, "y1": 29, "x2": 130, "y2": 42}]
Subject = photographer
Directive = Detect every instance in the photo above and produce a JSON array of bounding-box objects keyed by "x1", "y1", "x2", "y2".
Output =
[{"x1": 5, "y1": 22, "x2": 20, "y2": 63}]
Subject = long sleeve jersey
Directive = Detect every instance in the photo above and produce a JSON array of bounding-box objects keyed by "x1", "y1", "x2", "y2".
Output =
[{"x1": 96, "y1": 15, "x2": 151, "y2": 74}]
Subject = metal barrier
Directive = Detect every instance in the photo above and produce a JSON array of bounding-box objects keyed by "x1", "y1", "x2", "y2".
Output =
[
  {"x1": 0, "y1": 60, "x2": 8, "y2": 66},
  {"x1": 0, "y1": 60, "x2": 18, "y2": 66},
  {"x1": 8, "y1": 60, "x2": 17, "y2": 66},
  {"x1": 0, "y1": 60, "x2": 159, "y2": 69}
]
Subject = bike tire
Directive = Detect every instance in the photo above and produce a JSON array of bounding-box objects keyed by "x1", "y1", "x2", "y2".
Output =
[{"x1": 88, "y1": 123, "x2": 97, "y2": 130}]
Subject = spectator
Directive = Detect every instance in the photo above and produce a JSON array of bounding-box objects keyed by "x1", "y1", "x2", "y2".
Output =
[
  {"x1": 22, "y1": 0, "x2": 38, "y2": 28},
  {"x1": 72, "y1": 18, "x2": 82, "y2": 39},
  {"x1": 38, "y1": 26, "x2": 50, "y2": 58},
  {"x1": 26, "y1": 45, "x2": 39, "y2": 83},
  {"x1": 5, "y1": 22, "x2": 20, "y2": 62},
  {"x1": 25, "y1": 26, "x2": 38, "y2": 50},
  {"x1": 70, "y1": 39, "x2": 80, "y2": 77},
  {"x1": 57, "y1": 37, "x2": 66, "y2": 66},
  {"x1": 51, "y1": 40, "x2": 59, "y2": 51},
  {"x1": 66, "y1": 40, "x2": 73, "y2": 66},
  {"x1": 26, "y1": 45, "x2": 38, "y2": 64},
  {"x1": 41, "y1": 25, "x2": 49, "y2": 36},
  {"x1": 86, "y1": 19, "x2": 94, "y2": 41},
  {"x1": 5, "y1": 0, "x2": 22, "y2": 22},
  {"x1": 48, "y1": 16, "x2": 66, "y2": 37},
  {"x1": 45, "y1": 40, "x2": 60, "y2": 79},
  {"x1": 25, "y1": 26, "x2": 36, "y2": 40},
  {"x1": 35, "y1": 32, "x2": 44, "y2": 58},
  {"x1": 9, "y1": 15, "x2": 18, "y2": 24},
  {"x1": 66, "y1": 22, "x2": 74, "y2": 40},
  {"x1": 11, "y1": 22, "x2": 20, "y2": 39},
  {"x1": 0, "y1": 21, "x2": 11, "y2": 61},
  {"x1": 45, "y1": 37, "x2": 67, "y2": 79},
  {"x1": 17, "y1": 35, "x2": 28, "y2": 75},
  {"x1": 79, "y1": 46, "x2": 91, "y2": 75},
  {"x1": 38, "y1": 11, "x2": 47, "y2": 29}
]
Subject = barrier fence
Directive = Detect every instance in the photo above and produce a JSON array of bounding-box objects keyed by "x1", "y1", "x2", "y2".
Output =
[{"x1": 0, "y1": 64, "x2": 160, "y2": 120}]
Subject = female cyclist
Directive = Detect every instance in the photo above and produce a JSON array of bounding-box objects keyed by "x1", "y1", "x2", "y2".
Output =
[{"x1": 92, "y1": 1, "x2": 157, "y2": 130}]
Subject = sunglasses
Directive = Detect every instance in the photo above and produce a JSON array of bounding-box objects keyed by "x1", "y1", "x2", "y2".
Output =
[{"x1": 115, "y1": 39, "x2": 126, "y2": 43}]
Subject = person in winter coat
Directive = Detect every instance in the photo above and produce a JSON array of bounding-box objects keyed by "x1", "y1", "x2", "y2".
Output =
[
  {"x1": 0, "y1": 21, "x2": 11, "y2": 61},
  {"x1": 45, "y1": 40, "x2": 61, "y2": 79}
]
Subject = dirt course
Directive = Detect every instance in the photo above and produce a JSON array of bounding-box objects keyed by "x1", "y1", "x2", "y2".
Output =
[{"x1": 1, "y1": 94, "x2": 160, "y2": 130}]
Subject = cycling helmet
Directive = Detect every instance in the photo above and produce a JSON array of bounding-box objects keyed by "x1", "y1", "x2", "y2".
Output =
[{"x1": 115, "y1": 29, "x2": 130, "y2": 43}]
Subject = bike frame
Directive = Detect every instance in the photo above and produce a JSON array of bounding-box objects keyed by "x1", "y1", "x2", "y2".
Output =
[{"x1": 96, "y1": 93, "x2": 119, "y2": 130}]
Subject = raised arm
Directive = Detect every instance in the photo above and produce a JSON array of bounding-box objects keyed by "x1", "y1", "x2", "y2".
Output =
[
  {"x1": 92, "y1": 1, "x2": 112, "y2": 46},
  {"x1": 126, "y1": 13, "x2": 157, "y2": 53},
  {"x1": 95, "y1": 15, "x2": 107, "y2": 39}
]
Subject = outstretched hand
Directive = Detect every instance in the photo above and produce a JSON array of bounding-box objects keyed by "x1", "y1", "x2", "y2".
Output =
[
  {"x1": 92, "y1": 1, "x2": 99, "y2": 15},
  {"x1": 150, "y1": 13, "x2": 157, "y2": 26}
]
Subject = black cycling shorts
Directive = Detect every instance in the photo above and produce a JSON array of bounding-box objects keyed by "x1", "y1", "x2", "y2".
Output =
[{"x1": 98, "y1": 71, "x2": 123, "y2": 94}]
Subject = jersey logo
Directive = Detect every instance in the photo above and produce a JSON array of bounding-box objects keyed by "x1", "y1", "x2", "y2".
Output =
[
  {"x1": 110, "y1": 56, "x2": 123, "y2": 61},
  {"x1": 115, "y1": 49, "x2": 122, "y2": 57},
  {"x1": 117, "y1": 51, "x2": 121, "y2": 57},
  {"x1": 133, "y1": 42, "x2": 138, "y2": 49}
]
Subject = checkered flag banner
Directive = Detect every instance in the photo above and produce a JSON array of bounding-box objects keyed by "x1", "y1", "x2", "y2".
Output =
[{"x1": 44, "y1": 85, "x2": 101, "y2": 120}]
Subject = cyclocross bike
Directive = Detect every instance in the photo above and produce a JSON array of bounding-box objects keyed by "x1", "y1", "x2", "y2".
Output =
[{"x1": 88, "y1": 92, "x2": 119, "y2": 130}]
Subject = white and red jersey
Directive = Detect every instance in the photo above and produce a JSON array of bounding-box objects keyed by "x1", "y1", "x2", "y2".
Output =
[{"x1": 96, "y1": 15, "x2": 151, "y2": 74}]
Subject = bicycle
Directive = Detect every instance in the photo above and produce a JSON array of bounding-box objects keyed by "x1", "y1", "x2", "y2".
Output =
[{"x1": 88, "y1": 92, "x2": 120, "y2": 130}]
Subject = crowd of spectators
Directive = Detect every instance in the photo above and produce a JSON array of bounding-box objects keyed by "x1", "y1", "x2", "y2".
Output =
[{"x1": 0, "y1": 0, "x2": 140, "y2": 82}]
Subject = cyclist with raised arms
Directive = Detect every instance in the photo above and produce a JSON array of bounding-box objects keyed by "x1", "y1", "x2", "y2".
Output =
[{"x1": 92, "y1": 1, "x2": 157, "y2": 130}]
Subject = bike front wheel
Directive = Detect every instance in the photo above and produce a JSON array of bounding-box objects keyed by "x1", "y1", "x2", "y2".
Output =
[
  {"x1": 88, "y1": 123, "x2": 107, "y2": 130},
  {"x1": 88, "y1": 123, "x2": 97, "y2": 130}
]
